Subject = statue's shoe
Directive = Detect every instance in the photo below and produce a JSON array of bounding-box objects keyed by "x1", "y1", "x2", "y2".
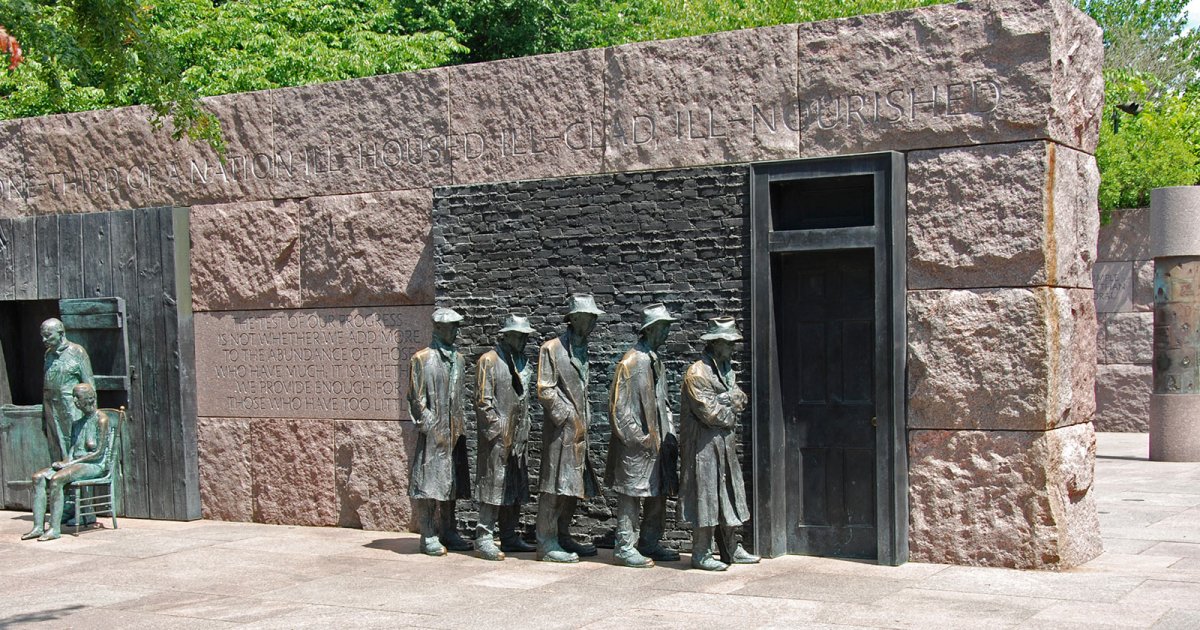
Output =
[
  {"x1": 560, "y1": 537, "x2": 597, "y2": 557},
  {"x1": 722, "y1": 545, "x2": 761, "y2": 565},
  {"x1": 476, "y1": 540, "x2": 505, "y2": 561},
  {"x1": 613, "y1": 548, "x2": 655, "y2": 568},
  {"x1": 37, "y1": 530, "x2": 61, "y2": 542},
  {"x1": 20, "y1": 528, "x2": 43, "y2": 541},
  {"x1": 439, "y1": 533, "x2": 474, "y2": 552},
  {"x1": 421, "y1": 537, "x2": 447, "y2": 556},
  {"x1": 691, "y1": 555, "x2": 729, "y2": 572},
  {"x1": 537, "y1": 548, "x2": 579, "y2": 563},
  {"x1": 500, "y1": 537, "x2": 536, "y2": 553},
  {"x1": 637, "y1": 542, "x2": 681, "y2": 562}
]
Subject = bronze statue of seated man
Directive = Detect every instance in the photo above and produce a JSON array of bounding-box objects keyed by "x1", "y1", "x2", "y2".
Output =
[{"x1": 22, "y1": 383, "x2": 113, "y2": 542}]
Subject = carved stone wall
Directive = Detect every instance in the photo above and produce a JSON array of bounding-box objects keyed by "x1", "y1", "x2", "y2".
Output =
[
  {"x1": 1093, "y1": 207, "x2": 1154, "y2": 432},
  {"x1": 0, "y1": 0, "x2": 1105, "y2": 568}
]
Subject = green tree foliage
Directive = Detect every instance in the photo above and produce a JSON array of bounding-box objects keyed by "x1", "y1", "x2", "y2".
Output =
[
  {"x1": 0, "y1": 0, "x2": 465, "y2": 149},
  {"x1": 1077, "y1": 0, "x2": 1200, "y2": 213},
  {"x1": 2, "y1": 0, "x2": 1197, "y2": 209}
]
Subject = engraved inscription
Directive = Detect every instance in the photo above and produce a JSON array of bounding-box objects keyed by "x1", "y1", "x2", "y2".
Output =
[
  {"x1": 1154, "y1": 258, "x2": 1200, "y2": 394},
  {"x1": 5, "y1": 77, "x2": 1007, "y2": 205},
  {"x1": 1094, "y1": 261, "x2": 1133, "y2": 313},
  {"x1": 195, "y1": 306, "x2": 433, "y2": 420}
]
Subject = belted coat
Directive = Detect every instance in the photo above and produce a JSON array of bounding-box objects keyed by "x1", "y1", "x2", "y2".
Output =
[
  {"x1": 678, "y1": 353, "x2": 751, "y2": 528},
  {"x1": 536, "y1": 333, "x2": 601, "y2": 498},
  {"x1": 605, "y1": 343, "x2": 677, "y2": 498},
  {"x1": 474, "y1": 345, "x2": 533, "y2": 506},
  {"x1": 407, "y1": 340, "x2": 470, "y2": 501}
]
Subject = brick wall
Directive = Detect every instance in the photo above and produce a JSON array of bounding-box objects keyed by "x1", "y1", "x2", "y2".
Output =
[{"x1": 434, "y1": 165, "x2": 751, "y2": 549}]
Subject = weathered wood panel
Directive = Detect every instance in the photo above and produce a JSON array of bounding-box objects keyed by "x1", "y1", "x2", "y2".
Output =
[
  {"x1": 110, "y1": 209, "x2": 149, "y2": 518},
  {"x1": 164, "y1": 208, "x2": 201, "y2": 519},
  {"x1": 12, "y1": 218, "x2": 36, "y2": 300},
  {"x1": 0, "y1": 220, "x2": 14, "y2": 302},
  {"x1": 35, "y1": 215, "x2": 58, "y2": 300},
  {"x1": 57, "y1": 213, "x2": 84, "y2": 298},
  {"x1": 82, "y1": 212, "x2": 114, "y2": 298},
  {"x1": 135, "y1": 208, "x2": 177, "y2": 520}
]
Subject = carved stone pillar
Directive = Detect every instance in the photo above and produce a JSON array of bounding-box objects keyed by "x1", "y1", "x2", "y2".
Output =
[{"x1": 1150, "y1": 186, "x2": 1200, "y2": 461}]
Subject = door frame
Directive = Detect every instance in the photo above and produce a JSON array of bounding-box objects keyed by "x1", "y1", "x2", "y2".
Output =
[{"x1": 749, "y1": 153, "x2": 908, "y2": 565}]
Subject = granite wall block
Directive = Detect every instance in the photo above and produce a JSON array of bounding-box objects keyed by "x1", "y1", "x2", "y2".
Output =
[
  {"x1": 335, "y1": 420, "x2": 419, "y2": 531},
  {"x1": 250, "y1": 418, "x2": 338, "y2": 527},
  {"x1": 18, "y1": 92, "x2": 275, "y2": 215},
  {"x1": 270, "y1": 70, "x2": 450, "y2": 199},
  {"x1": 1098, "y1": 312, "x2": 1154, "y2": 365},
  {"x1": 908, "y1": 422, "x2": 1102, "y2": 569},
  {"x1": 189, "y1": 199, "x2": 301, "y2": 311},
  {"x1": 603, "y1": 25, "x2": 799, "y2": 172},
  {"x1": 197, "y1": 417, "x2": 254, "y2": 522},
  {"x1": 907, "y1": 287, "x2": 1096, "y2": 431},
  {"x1": 299, "y1": 189, "x2": 434, "y2": 308},
  {"x1": 796, "y1": 0, "x2": 1102, "y2": 157},
  {"x1": 448, "y1": 50, "x2": 606, "y2": 185},
  {"x1": 907, "y1": 141, "x2": 1097, "y2": 289},
  {"x1": 0, "y1": 120, "x2": 27, "y2": 219},
  {"x1": 1095, "y1": 364, "x2": 1152, "y2": 433}
]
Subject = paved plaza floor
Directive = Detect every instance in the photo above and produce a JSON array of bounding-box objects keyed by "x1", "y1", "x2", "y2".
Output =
[{"x1": 1, "y1": 432, "x2": 1198, "y2": 629}]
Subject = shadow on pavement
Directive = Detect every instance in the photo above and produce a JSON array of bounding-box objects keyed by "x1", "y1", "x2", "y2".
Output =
[{"x1": 0, "y1": 604, "x2": 85, "y2": 629}]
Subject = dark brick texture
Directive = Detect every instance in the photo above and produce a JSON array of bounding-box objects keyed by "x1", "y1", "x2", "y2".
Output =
[{"x1": 433, "y1": 165, "x2": 752, "y2": 551}]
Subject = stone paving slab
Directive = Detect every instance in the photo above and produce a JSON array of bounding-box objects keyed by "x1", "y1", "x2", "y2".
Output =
[{"x1": 1, "y1": 432, "x2": 1198, "y2": 628}]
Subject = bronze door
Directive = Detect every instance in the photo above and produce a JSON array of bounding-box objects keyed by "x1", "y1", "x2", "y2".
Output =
[
  {"x1": 751, "y1": 154, "x2": 907, "y2": 565},
  {"x1": 773, "y1": 249, "x2": 876, "y2": 558}
]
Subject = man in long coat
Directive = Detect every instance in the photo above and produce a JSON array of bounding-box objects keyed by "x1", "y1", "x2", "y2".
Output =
[
  {"x1": 535, "y1": 293, "x2": 604, "y2": 563},
  {"x1": 607, "y1": 303, "x2": 679, "y2": 568},
  {"x1": 41, "y1": 318, "x2": 95, "y2": 463},
  {"x1": 474, "y1": 314, "x2": 537, "y2": 561},
  {"x1": 408, "y1": 307, "x2": 472, "y2": 556},
  {"x1": 679, "y1": 316, "x2": 760, "y2": 570}
]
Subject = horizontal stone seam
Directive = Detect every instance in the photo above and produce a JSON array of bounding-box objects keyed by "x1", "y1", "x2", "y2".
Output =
[
  {"x1": 906, "y1": 425, "x2": 1093, "y2": 433},
  {"x1": 199, "y1": 416, "x2": 416, "y2": 423},
  {"x1": 904, "y1": 284, "x2": 1096, "y2": 291},
  {"x1": 192, "y1": 300, "x2": 436, "y2": 314}
]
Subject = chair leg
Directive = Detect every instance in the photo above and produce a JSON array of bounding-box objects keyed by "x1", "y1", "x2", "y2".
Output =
[{"x1": 73, "y1": 488, "x2": 80, "y2": 536}]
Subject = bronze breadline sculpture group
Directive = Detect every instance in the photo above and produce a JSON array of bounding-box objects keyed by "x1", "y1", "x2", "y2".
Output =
[{"x1": 408, "y1": 294, "x2": 760, "y2": 571}]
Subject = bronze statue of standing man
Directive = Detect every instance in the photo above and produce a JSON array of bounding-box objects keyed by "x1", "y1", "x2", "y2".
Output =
[
  {"x1": 607, "y1": 303, "x2": 680, "y2": 568},
  {"x1": 679, "y1": 317, "x2": 760, "y2": 570},
  {"x1": 474, "y1": 315, "x2": 537, "y2": 561},
  {"x1": 535, "y1": 294, "x2": 604, "y2": 563},
  {"x1": 42, "y1": 318, "x2": 95, "y2": 463},
  {"x1": 407, "y1": 307, "x2": 472, "y2": 556}
]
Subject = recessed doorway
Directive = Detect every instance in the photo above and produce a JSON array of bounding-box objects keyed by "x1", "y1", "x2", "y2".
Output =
[{"x1": 750, "y1": 153, "x2": 908, "y2": 565}]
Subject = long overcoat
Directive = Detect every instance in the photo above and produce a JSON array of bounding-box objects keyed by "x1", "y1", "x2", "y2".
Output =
[
  {"x1": 475, "y1": 345, "x2": 533, "y2": 506},
  {"x1": 678, "y1": 354, "x2": 751, "y2": 528},
  {"x1": 536, "y1": 333, "x2": 601, "y2": 498},
  {"x1": 43, "y1": 341, "x2": 94, "y2": 461},
  {"x1": 605, "y1": 344, "x2": 677, "y2": 498},
  {"x1": 407, "y1": 342, "x2": 470, "y2": 501}
]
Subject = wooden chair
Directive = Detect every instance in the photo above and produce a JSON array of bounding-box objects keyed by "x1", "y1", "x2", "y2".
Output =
[{"x1": 69, "y1": 407, "x2": 124, "y2": 535}]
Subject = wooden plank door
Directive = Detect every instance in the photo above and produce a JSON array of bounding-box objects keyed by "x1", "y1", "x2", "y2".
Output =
[{"x1": 773, "y1": 249, "x2": 877, "y2": 558}]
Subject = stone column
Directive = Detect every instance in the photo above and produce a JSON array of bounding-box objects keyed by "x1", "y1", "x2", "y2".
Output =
[{"x1": 1150, "y1": 186, "x2": 1200, "y2": 461}]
